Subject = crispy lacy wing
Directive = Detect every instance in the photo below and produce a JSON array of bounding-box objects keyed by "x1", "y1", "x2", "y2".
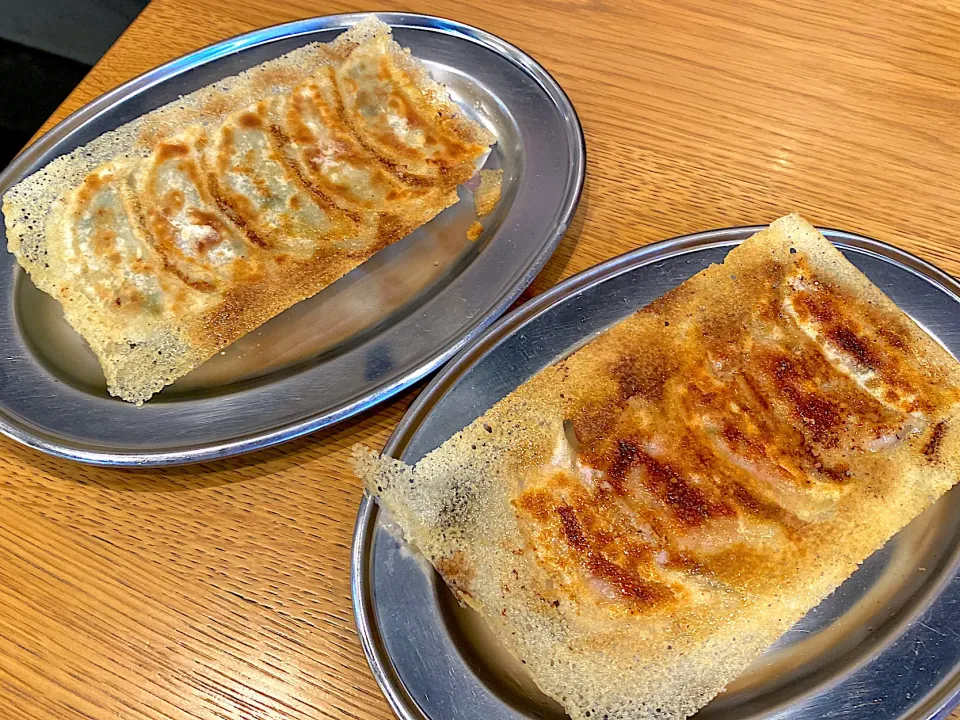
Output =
[
  {"x1": 354, "y1": 214, "x2": 960, "y2": 720},
  {"x1": 3, "y1": 17, "x2": 495, "y2": 403}
]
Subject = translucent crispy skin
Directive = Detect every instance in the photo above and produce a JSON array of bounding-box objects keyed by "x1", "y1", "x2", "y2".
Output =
[
  {"x1": 354, "y1": 215, "x2": 960, "y2": 720},
  {"x1": 474, "y1": 168, "x2": 503, "y2": 216},
  {"x1": 2, "y1": 18, "x2": 495, "y2": 403}
]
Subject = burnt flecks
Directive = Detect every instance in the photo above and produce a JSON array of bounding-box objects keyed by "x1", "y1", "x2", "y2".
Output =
[
  {"x1": 795, "y1": 287, "x2": 879, "y2": 368},
  {"x1": 586, "y1": 554, "x2": 669, "y2": 604},
  {"x1": 828, "y1": 326, "x2": 875, "y2": 369},
  {"x1": 782, "y1": 385, "x2": 844, "y2": 448},
  {"x1": 761, "y1": 351, "x2": 846, "y2": 448},
  {"x1": 606, "y1": 438, "x2": 640, "y2": 494},
  {"x1": 924, "y1": 421, "x2": 947, "y2": 460},
  {"x1": 557, "y1": 504, "x2": 589, "y2": 551},
  {"x1": 555, "y1": 504, "x2": 671, "y2": 606},
  {"x1": 876, "y1": 326, "x2": 906, "y2": 349},
  {"x1": 607, "y1": 439, "x2": 732, "y2": 526}
]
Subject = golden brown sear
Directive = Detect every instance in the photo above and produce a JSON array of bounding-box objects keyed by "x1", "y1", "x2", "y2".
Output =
[
  {"x1": 355, "y1": 215, "x2": 960, "y2": 720},
  {"x1": 3, "y1": 18, "x2": 495, "y2": 403},
  {"x1": 515, "y1": 248, "x2": 956, "y2": 617}
]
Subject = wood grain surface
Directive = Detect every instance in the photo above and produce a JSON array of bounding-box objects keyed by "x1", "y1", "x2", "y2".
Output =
[{"x1": 7, "y1": 0, "x2": 960, "y2": 717}]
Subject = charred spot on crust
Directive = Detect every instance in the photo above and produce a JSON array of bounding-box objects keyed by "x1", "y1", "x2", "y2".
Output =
[
  {"x1": 555, "y1": 504, "x2": 673, "y2": 607},
  {"x1": 782, "y1": 385, "x2": 844, "y2": 447},
  {"x1": 924, "y1": 421, "x2": 947, "y2": 460},
  {"x1": 828, "y1": 326, "x2": 875, "y2": 369},
  {"x1": 606, "y1": 439, "x2": 732, "y2": 526},
  {"x1": 606, "y1": 438, "x2": 639, "y2": 494},
  {"x1": 586, "y1": 555, "x2": 672, "y2": 605},
  {"x1": 819, "y1": 463, "x2": 851, "y2": 483},
  {"x1": 877, "y1": 326, "x2": 906, "y2": 349},
  {"x1": 557, "y1": 505, "x2": 588, "y2": 551}
]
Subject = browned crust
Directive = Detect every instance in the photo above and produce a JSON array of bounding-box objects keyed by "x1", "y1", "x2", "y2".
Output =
[
  {"x1": 2, "y1": 17, "x2": 494, "y2": 403},
  {"x1": 354, "y1": 214, "x2": 960, "y2": 720}
]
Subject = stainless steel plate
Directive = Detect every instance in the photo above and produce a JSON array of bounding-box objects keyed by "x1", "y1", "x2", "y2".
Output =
[
  {"x1": 352, "y1": 226, "x2": 960, "y2": 720},
  {"x1": 0, "y1": 13, "x2": 584, "y2": 466}
]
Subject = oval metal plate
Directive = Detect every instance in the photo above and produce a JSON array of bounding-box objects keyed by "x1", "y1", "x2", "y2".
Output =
[
  {"x1": 0, "y1": 13, "x2": 584, "y2": 466},
  {"x1": 352, "y1": 226, "x2": 960, "y2": 720}
]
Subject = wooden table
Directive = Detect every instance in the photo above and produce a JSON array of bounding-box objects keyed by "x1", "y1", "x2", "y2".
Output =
[{"x1": 6, "y1": 0, "x2": 960, "y2": 717}]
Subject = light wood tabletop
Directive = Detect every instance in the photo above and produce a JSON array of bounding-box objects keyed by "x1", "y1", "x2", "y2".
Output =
[{"x1": 6, "y1": 0, "x2": 960, "y2": 717}]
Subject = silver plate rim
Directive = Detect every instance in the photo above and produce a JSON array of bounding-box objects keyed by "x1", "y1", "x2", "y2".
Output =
[
  {"x1": 351, "y1": 224, "x2": 960, "y2": 720},
  {"x1": 0, "y1": 12, "x2": 586, "y2": 467}
]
